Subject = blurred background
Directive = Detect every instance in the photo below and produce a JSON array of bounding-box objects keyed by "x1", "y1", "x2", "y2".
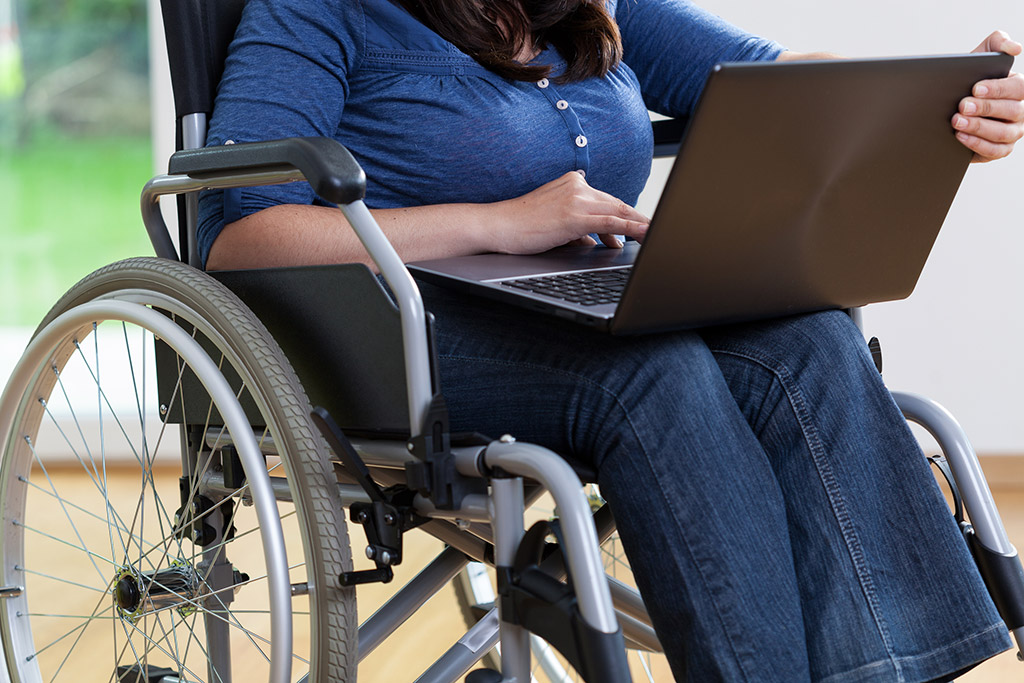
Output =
[
  {"x1": 0, "y1": 0, "x2": 1023, "y2": 680},
  {"x1": 0, "y1": 0, "x2": 151, "y2": 326}
]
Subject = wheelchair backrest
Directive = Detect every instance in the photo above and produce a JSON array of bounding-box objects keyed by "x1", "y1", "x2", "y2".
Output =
[
  {"x1": 154, "y1": 0, "x2": 420, "y2": 438},
  {"x1": 160, "y1": 0, "x2": 246, "y2": 122}
]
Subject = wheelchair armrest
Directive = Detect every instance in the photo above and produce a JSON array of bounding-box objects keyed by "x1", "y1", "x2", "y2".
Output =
[
  {"x1": 651, "y1": 118, "x2": 689, "y2": 159},
  {"x1": 168, "y1": 137, "x2": 367, "y2": 206}
]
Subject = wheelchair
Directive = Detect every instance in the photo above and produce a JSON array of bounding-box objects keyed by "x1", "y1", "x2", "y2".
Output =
[{"x1": 1, "y1": 1, "x2": 1023, "y2": 682}]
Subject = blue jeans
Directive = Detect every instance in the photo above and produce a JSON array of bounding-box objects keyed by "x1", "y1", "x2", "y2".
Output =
[{"x1": 419, "y1": 282, "x2": 1012, "y2": 682}]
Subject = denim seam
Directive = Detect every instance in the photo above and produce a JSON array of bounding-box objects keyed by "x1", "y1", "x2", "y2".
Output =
[
  {"x1": 709, "y1": 346, "x2": 901, "y2": 680},
  {"x1": 439, "y1": 352, "x2": 755, "y2": 681}
]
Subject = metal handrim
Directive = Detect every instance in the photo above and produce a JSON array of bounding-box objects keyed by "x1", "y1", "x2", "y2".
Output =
[{"x1": 0, "y1": 300, "x2": 292, "y2": 683}]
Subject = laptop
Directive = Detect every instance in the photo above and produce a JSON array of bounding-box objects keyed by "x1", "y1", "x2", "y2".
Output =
[{"x1": 408, "y1": 53, "x2": 1014, "y2": 335}]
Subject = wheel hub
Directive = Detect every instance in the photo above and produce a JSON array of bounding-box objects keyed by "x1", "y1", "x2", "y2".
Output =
[{"x1": 113, "y1": 563, "x2": 203, "y2": 621}]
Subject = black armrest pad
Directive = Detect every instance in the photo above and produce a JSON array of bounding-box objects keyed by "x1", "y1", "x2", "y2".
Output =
[
  {"x1": 168, "y1": 137, "x2": 367, "y2": 205},
  {"x1": 651, "y1": 118, "x2": 689, "y2": 158}
]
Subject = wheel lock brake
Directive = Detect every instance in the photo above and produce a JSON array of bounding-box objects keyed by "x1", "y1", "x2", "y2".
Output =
[{"x1": 311, "y1": 407, "x2": 428, "y2": 587}]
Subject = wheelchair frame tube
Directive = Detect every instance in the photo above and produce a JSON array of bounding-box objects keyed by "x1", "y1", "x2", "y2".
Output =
[
  {"x1": 893, "y1": 391, "x2": 1014, "y2": 555},
  {"x1": 358, "y1": 546, "x2": 470, "y2": 661},
  {"x1": 338, "y1": 200, "x2": 434, "y2": 437},
  {"x1": 141, "y1": 169, "x2": 306, "y2": 262},
  {"x1": 414, "y1": 608, "x2": 501, "y2": 683},
  {"x1": 491, "y1": 476, "x2": 532, "y2": 683},
  {"x1": 181, "y1": 112, "x2": 208, "y2": 267},
  {"x1": 483, "y1": 440, "x2": 620, "y2": 635},
  {"x1": 0, "y1": 300, "x2": 293, "y2": 683}
]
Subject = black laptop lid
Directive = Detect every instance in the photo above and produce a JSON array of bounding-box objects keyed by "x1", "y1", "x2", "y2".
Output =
[{"x1": 612, "y1": 53, "x2": 1014, "y2": 334}]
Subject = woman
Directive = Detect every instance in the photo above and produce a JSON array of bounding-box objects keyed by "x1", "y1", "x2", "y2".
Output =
[{"x1": 198, "y1": 0, "x2": 1024, "y2": 680}]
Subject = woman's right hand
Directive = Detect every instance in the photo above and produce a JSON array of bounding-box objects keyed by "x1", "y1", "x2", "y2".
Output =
[{"x1": 488, "y1": 171, "x2": 650, "y2": 254}]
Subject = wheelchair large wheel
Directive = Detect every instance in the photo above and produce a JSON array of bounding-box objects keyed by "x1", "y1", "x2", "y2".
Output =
[
  {"x1": 0, "y1": 258, "x2": 354, "y2": 682},
  {"x1": 454, "y1": 486, "x2": 669, "y2": 683}
]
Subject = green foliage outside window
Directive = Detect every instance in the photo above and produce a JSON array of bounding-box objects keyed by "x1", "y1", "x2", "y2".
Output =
[{"x1": 2, "y1": 0, "x2": 153, "y2": 328}]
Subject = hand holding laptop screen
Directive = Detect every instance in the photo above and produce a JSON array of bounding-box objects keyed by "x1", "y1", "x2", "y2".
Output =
[
  {"x1": 956, "y1": 30, "x2": 1024, "y2": 162},
  {"x1": 777, "y1": 30, "x2": 1022, "y2": 166}
]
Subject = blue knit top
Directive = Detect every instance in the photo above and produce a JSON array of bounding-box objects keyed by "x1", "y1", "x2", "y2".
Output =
[{"x1": 197, "y1": 0, "x2": 782, "y2": 265}]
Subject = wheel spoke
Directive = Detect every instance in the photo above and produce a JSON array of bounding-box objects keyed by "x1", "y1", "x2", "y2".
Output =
[
  {"x1": 24, "y1": 613, "x2": 119, "y2": 620},
  {"x1": 26, "y1": 586, "x2": 113, "y2": 664},
  {"x1": 24, "y1": 439, "x2": 109, "y2": 584},
  {"x1": 17, "y1": 520, "x2": 120, "y2": 569},
  {"x1": 136, "y1": 563, "x2": 310, "y2": 666},
  {"x1": 16, "y1": 565, "x2": 109, "y2": 595},
  {"x1": 18, "y1": 475, "x2": 161, "y2": 563},
  {"x1": 71, "y1": 341, "x2": 149, "y2": 473},
  {"x1": 51, "y1": 365, "x2": 102, "y2": 484}
]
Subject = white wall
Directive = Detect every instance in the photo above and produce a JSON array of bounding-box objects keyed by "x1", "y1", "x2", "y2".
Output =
[
  {"x1": 636, "y1": 1, "x2": 1024, "y2": 454},
  {"x1": 145, "y1": 0, "x2": 1024, "y2": 454}
]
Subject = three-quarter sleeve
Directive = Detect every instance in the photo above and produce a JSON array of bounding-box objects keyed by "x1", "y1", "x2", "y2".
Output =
[
  {"x1": 614, "y1": 0, "x2": 784, "y2": 118},
  {"x1": 196, "y1": 0, "x2": 363, "y2": 265}
]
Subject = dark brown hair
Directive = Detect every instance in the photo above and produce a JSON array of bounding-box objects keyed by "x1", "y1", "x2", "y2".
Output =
[{"x1": 395, "y1": 0, "x2": 622, "y2": 83}]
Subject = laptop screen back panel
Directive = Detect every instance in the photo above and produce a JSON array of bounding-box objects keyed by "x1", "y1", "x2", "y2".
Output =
[{"x1": 612, "y1": 53, "x2": 1013, "y2": 335}]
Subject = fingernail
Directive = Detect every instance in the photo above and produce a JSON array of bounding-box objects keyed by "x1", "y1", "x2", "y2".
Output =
[
  {"x1": 614, "y1": 238, "x2": 623, "y2": 248},
  {"x1": 957, "y1": 132, "x2": 970, "y2": 142},
  {"x1": 963, "y1": 101, "x2": 977, "y2": 115},
  {"x1": 955, "y1": 115, "x2": 968, "y2": 129},
  {"x1": 975, "y1": 85, "x2": 989, "y2": 97}
]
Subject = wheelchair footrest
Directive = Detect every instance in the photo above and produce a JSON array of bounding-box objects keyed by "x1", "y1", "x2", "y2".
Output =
[
  {"x1": 967, "y1": 531, "x2": 1024, "y2": 630},
  {"x1": 497, "y1": 521, "x2": 631, "y2": 683}
]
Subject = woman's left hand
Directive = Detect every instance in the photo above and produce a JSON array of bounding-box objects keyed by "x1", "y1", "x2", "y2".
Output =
[{"x1": 955, "y1": 31, "x2": 1024, "y2": 162}]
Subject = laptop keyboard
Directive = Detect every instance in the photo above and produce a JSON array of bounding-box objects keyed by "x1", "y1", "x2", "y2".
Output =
[{"x1": 500, "y1": 267, "x2": 631, "y2": 306}]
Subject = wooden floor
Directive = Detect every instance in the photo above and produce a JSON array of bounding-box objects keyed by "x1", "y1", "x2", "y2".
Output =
[{"x1": 11, "y1": 466, "x2": 1024, "y2": 682}]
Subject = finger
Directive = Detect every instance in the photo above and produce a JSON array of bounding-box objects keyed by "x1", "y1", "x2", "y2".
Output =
[
  {"x1": 973, "y1": 30, "x2": 1022, "y2": 55},
  {"x1": 959, "y1": 96, "x2": 1024, "y2": 122},
  {"x1": 952, "y1": 113, "x2": 1024, "y2": 144},
  {"x1": 955, "y1": 131, "x2": 1015, "y2": 162},
  {"x1": 971, "y1": 72, "x2": 1024, "y2": 100},
  {"x1": 567, "y1": 235, "x2": 598, "y2": 247},
  {"x1": 581, "y1": 194, "x2": 651, "y2": 229},
  {"x1": 597, "y1": 233, "x2": 625, "y2": 249},
  {"x1": 584, "y1": 215, "x2": 650, "y2": 240},
  {"x1": 579, "y1": 184, "x2": 651, "y2": 225}
]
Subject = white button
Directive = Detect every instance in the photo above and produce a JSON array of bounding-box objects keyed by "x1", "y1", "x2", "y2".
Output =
[
  {"x1": 556, "y1": 99, "x2": 569, "y2": 110},
  {"x1": 537, "y1": 78, "x2": 549, "y2": 88},
  {"x1": 575, "y1": 135, "x2": 588, "y2": 148},
  {"x1": 576, "y1": 169, "x2": 586, "y2": 178}
]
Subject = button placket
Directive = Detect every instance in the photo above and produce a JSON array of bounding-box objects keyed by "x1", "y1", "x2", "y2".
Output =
[{"x1": 536, "y1": 79, "x2": 590, "y2": 178}]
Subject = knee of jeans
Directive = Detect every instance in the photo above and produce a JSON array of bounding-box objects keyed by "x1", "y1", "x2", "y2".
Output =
[{"x1": 570, "y1": 335, "x2": 732, "y2": 467}]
